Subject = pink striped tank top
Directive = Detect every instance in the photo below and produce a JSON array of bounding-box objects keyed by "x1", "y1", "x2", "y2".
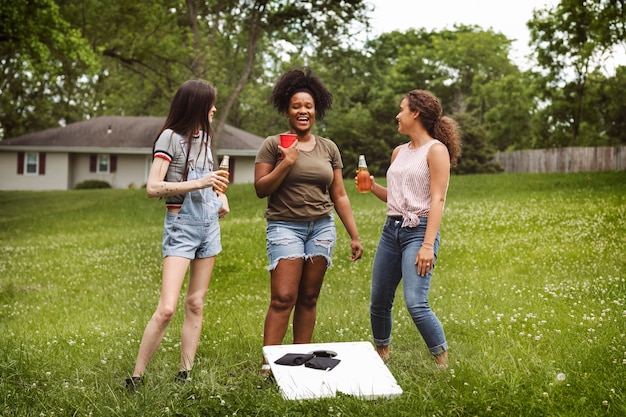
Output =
[{"x1": 386, "y1": 140, "x2": 442, "y2": 227}]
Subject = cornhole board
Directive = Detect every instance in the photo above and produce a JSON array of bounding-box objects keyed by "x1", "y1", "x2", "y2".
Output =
[{"x1": 262, "y1": 341, "x2": 403, "y2": 400}]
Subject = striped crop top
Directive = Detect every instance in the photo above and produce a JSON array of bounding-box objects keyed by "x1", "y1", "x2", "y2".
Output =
[{"x1": 386, "y1": 140, "x2": 442, "y2": 227}]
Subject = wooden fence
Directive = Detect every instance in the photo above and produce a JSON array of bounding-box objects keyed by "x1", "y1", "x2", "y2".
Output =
[{"x1": 493, "y1": 146, "x2": 626, "y2": 173}]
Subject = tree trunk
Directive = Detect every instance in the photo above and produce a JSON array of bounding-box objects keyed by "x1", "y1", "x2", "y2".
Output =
[{"x1": 212, "y1": 1, "x2": 267, "y2": 157}]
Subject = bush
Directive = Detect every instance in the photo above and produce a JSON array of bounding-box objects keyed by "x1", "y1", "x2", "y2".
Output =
[{"x1": 74, "y1": 180, "x2": 111, "y2": 189}]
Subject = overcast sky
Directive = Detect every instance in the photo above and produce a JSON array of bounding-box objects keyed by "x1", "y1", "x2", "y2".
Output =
[{"x1": 366, "y1": 0, "x2": 558, "y2": 68}]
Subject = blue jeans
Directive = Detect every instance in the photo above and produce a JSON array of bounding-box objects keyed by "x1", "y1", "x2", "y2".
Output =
[{"x1": 370, "y1": 217, "x2": 448, "y2": 356}]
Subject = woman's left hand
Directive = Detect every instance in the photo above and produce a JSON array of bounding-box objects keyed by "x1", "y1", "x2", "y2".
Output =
[
  {"x1": 350, "y1": 240, "x2": 363, "y2": 261},
  {"x1": 217, "y1": 193, "x2": 230, "y2": 219},
  {"x1": 416, "y1": 246, "x2": 434, "y2": 276}
]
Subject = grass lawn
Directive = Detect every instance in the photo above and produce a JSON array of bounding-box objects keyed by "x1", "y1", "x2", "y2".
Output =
[{"x1": 0, "y1": 171, "x2": 624, "y2": 416}]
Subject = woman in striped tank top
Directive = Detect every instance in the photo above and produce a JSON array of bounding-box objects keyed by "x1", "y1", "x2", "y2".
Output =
[{"x1": 365, "y1": 90, "x2": 461, "y2": 368}]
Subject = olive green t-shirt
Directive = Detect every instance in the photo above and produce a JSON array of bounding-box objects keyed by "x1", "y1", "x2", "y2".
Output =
[{"x1": 255, "y1": 135, "x2": 343, "y2": 222}]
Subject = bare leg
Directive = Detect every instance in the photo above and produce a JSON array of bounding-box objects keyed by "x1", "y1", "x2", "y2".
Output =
[
  {"x1": 132, "y1": 256, "x2": 190, "y2": 377},
  {"x1": 292, "y1": 256, "x2": 327, "y2": 344},
  {"x1": 261, "y1": 258, "x2": 304, "y2": 375},
  {"x1": 179, "y1": 256, "x2": 215, "y2": 372},
  {"x1": 263, "y1": 258, "x2": 304, "y2": 347}
]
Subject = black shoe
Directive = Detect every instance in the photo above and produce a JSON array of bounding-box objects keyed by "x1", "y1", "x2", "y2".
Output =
[
  {"x1": 125, "y1": 376, "x2": 142, "y2": 393},
  {"x1": 175, "y1": 370, "x2": 190, "y2": 383}
]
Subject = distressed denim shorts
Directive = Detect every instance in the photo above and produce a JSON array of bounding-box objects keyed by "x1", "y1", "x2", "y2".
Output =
[
  {"x1": 265, "y1": 214, "x2": 336, "y2": 271},
  {"x1": 162, "y1": 211, "x2": 222, "y2": 259}
]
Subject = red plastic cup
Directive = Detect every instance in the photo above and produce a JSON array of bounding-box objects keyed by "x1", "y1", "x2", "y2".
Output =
[{"x1": 280, "y1": 133, "x2": 297, "y2": 149}]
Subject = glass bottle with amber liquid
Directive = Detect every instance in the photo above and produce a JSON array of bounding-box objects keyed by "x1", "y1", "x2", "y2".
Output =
[
  {"x1": 219, "y1": 155, "x2": 230, "y2": 172},
  {"x1": 217, "y1": 155, "x2": 230, "y2": 193},
  {"x1": 357, "y1": 154, "x2": 372, "y2": 193}
]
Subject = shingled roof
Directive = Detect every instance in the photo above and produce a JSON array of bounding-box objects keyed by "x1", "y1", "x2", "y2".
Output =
[{"x1": 0, "y1": 116, "x2": 265, "y2": 155}]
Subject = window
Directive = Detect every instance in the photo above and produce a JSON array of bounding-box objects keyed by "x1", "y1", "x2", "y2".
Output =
[
  {"x1": 17, "y1": 152, "x2": 45, "y2": 175},
  {"x1": 25, "y1": 153, "x2": 38, "y2": 175},
  {"x1": 98, "y1": 154, "x2": 110, "y2": 173},
  {"x1": 90, "y1": 154, "x2": 117, "y2": 173}
]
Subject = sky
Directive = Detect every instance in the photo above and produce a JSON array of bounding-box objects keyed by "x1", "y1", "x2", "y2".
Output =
[{"x1": 365, "y1": 0, "x2": 623, "y2": 72}]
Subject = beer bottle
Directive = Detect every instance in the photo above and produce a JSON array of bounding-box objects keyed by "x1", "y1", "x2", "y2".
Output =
[
  {"x1": 219, "y1": 155, "x2": 230, "y2": 171},
  {"x1": 357, "y1": 154, "x2": 372, "y2": 193},
  {"x1": 216, "y1": 155, "x2": 230, "y2": 193}
]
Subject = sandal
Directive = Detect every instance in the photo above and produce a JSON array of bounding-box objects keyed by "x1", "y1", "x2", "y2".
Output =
[
  {"x1": 175, "y1": 370, "x2": 190, "y2": 383},
  {"x1": 125, "y1": 376, "x2": 142, "y2": 393},
  {"x1": 260, "y1": 363, "x2": 271, "y2": 377}
]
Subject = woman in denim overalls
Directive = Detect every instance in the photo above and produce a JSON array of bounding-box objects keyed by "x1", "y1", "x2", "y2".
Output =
[{"x1": 126, "y1": 80, "x2": 230, "y2": 391}]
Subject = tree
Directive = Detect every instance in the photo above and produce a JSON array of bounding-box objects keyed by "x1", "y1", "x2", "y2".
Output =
[
  {"x1": 527, "y1": 0, "x2": 626, "y2": 147},
  {"x1": 0, "y1": 0, "x2": 98, "y2": 139},
  {"x1": 57, "y1": 0, "x2": 370, "y2": 150},
  {"x1": 481, "y1": 72, "x2": 539, "y2": 151},
  {"x1": 430, "y1": 26, "x2": 516, "y2": 119},
  {"x1": 452, "y1": 112, "x2": 503, "y2": 175},
  {"x1": 593, "y1": 66, "x2": 626, "y2": 145},
  {"x1": 315, "y1": 27, "x2": 517, "y2": 175},
  {"x1": 57, "y1": 0, "x2": 202, "y2": 117},
  {"x1": 576, "y1": 67, "x2": 626, "y2": 145}
]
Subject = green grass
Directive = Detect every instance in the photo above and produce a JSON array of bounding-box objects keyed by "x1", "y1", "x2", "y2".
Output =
[{"x1": 1, "y1": 171, "x2": 625, "y2": 416}]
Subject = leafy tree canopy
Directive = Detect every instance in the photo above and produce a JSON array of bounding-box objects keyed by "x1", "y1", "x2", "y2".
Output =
[
  {"x1": 0, "y1": 0, "x2": 99, "y2": 138},
  {"x1": 1, "y1": 0, "x2": 624, "y2": 173}
]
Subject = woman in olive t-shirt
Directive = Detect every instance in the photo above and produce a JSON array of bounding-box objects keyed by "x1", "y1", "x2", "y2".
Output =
[{"x1": 254, "y1": 68, "x2": 363, "y2": 375}]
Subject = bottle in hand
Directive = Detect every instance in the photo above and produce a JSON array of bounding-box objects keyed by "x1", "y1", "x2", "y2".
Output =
[
  {"x1": 217, "y1": 155, "x2": 230, "y2": 193},
  {"x1": 219, "y1": 155, "x2": 230, "y2": 172},
  {"x1": 357, "y1": 154, "x2": 372, "y2": 193}
]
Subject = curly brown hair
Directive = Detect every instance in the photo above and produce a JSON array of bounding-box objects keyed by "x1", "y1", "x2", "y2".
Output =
[
  {"x1": 406, "y1": 90, "x2": 462, "y2": 165},
  {"x1": 270, "y1": 67, "x2": 333, "y2": 120}
]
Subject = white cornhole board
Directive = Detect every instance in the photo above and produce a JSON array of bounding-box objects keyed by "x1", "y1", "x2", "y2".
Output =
[{"x1": 262, "y1": 341, "x2": 403, "y2": 400}]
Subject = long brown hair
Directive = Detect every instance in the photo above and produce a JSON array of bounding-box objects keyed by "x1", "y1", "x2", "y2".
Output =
[
  {"x1": 406, "y1": 89, "x2": 461, "y2": 165},
  {"x1": 154, "y1": 79, "x2": 217, "y2": 178}
]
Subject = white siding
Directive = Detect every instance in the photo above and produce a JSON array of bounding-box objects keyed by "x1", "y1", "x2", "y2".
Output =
[
  {"x1": 70, "y1": 154, "x2": 151, "y2": 189},
  {"x1": 231, "y1": 156, "x2": 256, "y2": 184},
  {"x1": 111, "y1": 154, "x2": 151, "y2": 189},
  {"x1": 0, "y1": 151, "x2": 254, "y2": 190},
  {"x1": 0, "y1": 152, "x2": 70, "y2": 190}
]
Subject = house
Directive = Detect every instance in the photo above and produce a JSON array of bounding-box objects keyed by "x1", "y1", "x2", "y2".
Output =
[{"x1": 0, "y1": 116, "x2": 266, "y2": 190}]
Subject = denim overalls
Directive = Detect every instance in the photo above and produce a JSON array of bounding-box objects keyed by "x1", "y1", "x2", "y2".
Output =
[{"x1": 162, "y1": 142, "x2": 222, "y2": 259}]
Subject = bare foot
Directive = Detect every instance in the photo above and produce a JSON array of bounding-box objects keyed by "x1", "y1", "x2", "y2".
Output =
[
  {"x1": 434, "y1": 351, "x2": 448, "y2": 369},
  {"x1": 376, "y1": 345, "x2": 390, "y2": 362},
  {"x1": 261, "y1": 363, "x2": 271, "y2": 377}
]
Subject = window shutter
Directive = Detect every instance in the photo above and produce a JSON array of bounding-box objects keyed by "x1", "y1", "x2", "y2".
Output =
[
  {"x1": 90, "y1": 154, "x2": 97, "y2": 173},
  {"x1": 110, "y1": 154, "x2": 117, "y2": 173},
  {"x1": 17, "y1": 152, "x2": 24, "y2": 174},
  {"x1": 39, "y1": 153, "x2": 46, "y2": 175}
]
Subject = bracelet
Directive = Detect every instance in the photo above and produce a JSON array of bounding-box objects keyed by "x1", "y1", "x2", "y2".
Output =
[{"x1": 422, "y1": 242, "x2": 434, "y2": 248}]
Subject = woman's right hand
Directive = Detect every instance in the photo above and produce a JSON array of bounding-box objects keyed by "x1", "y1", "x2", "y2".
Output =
[
  {"x1": 355, "y1": 173, "x2": 375, "y2": 191},
  {"x1": 197, "y1": 171, "x2": 229, "y2": 193},
  {"x1": 278, "y1": 140, "x2": 299, "y2": 163}
]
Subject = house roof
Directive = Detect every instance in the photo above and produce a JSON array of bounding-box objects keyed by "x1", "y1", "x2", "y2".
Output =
[{"x1": 0, "y1": 116, "x2": 266, "y2": 156}]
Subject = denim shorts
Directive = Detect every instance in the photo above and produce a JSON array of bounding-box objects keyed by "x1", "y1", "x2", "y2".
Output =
[
  {"x1": 162, "y1": 211, "x2": 222, "y2": 259},
  {"x1": 265, "y1": 214, "x2": 336, "y2": 271}
]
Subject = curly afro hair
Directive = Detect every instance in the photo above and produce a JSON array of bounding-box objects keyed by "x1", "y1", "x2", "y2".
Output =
[{"x1": 270, "y1": 67, "x2": 333, "y2": 120}]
